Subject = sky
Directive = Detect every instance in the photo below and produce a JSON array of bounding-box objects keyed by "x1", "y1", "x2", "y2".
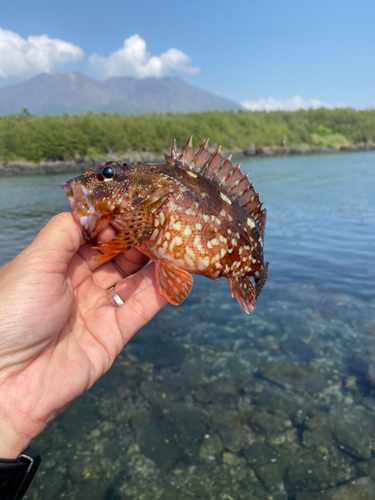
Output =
[{"x1": 1, "y1": 0, "x2": 375, "y2": 110}]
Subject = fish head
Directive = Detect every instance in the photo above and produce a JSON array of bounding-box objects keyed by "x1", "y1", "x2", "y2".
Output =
[{"x1": 61, "y1": 161, "x2": 133, "y2": 239}]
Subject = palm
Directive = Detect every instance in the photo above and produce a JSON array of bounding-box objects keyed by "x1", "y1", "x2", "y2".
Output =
[{"x1": 0, "y1": 213, "x2": 166, "y2": 455}]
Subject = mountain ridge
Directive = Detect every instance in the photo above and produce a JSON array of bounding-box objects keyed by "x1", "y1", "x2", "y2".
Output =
[{"x1": 0, "y1": 72, "x2": 242, "y2": 115}]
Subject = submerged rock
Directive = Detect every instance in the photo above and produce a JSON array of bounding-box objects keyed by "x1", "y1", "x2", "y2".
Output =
[
  {"x1": 330, "y1": 404, "x2": 375, "y2": 459},
  {"x1": 26, "y1": 470, "x2": 66, "y2": 499},
  {"x1": 259, "y1": 363, "x2": 336, "y2": 395},
  {"x1": 285, "y1": 450, "x2": 356, "y2": 494},
  {"x1": 362, "y1": 397, "x2": 375, "y2": 412},
  {"x1": 256, "y1": 463, "x2": 288, "y2": 500},
  {"x1": 164, "y1": 402, "x2": 208, "y2": 456},
  {"x1": 136, "y1": 337, "x2": 186, "y2": 369},
  {"x1": 303, "y1": 413, "x2": 336, "y2": 451},
  {"x1": 279, "y1": 338, "x2": 315, "y2": 363},
  {"x1": 194, "y1": 377, "x2": 239, "y2": 406},
  {"x1": 216, "y1": 422, "x2": 252, "y2": 452},
  {"x1": 59, "y1": 396, "x2": 102, "y2": 440},
  {"x1": 357, "y1": 458, "x2": 375, "y2": 481},
  {"x1": 244, "y1": 442, "x2": 278, "y2": 465},
  {"x1": 332, "y1": 421, "x2": 372, "y2": 459},
  {"x1": 244, "y1": 443, "x2": 288, "y2": 499},
  {"x1": 301, "y1": 408, "x2": 371, "y2": 475},
  {"x1": 242, "y1": 378, "x2": 310, "y2": 424},
  {"x1": 249, "y1": 410, "x2": 288, "y2": 437},
  {"x1": 295, "y1": 477, "x2": 375, "y2": 499},
  {"x1": 198, "y1": 433, "x2": 224, "y2": 462},
  {"x1": 222, "y1": 452, "x2": 244, "y2": 467},
  {"x1": 140, "y1": 373, "x2": 189, "y2": 406},
  {"x1": 138, "y1": 419, "x2": 185, "y2": 468},
  {"x1": 98, "y1": 396, "x2": 136, "y2": 423}
]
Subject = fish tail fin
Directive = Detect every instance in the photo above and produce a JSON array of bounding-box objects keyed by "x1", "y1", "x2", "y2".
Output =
[
  {"x1": 155, "y1": 262, "x2": 193, "y2": 305},
  {"x1": 255, "y1": 262, "x2": 269, "y2": 299},
  {"x1": 228, "y1": 276, "x2": 256, "y2": 314}
]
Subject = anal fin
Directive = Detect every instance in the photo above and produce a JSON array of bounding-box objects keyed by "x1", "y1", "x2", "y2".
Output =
[
  {"x1": 227, "y1": 276, "x2": 256, "y2": 314},
  {"x1": 155, "y1": 262, "x2": 194, "y2": 305}
]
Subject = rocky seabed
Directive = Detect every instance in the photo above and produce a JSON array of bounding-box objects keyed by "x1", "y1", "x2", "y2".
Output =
[{"x1": 24, "y1": 283, "x2": 375, "y2": 500}]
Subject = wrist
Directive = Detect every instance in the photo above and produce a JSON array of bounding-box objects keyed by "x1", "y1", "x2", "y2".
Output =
[
  {"x1": 0, "y1": 443, "x2": 27, "y2": 460},
  {"x1": 0, "y1": 415, "x2": 31, "y2": 459}
]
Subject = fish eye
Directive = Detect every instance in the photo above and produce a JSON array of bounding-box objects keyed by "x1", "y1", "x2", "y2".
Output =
[{"x1": 96, "y1": 162, "x2": 121, "y2": 181}]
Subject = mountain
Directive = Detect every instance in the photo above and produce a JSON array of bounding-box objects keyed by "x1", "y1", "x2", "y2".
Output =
[{"x1": 0, "y1": 72, "x2": 242, "y2": 115}]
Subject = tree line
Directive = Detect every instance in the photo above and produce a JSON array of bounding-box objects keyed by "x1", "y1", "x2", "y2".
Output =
[{"x1": 0, "y1": 107, "x2": 374, "y2": 163}]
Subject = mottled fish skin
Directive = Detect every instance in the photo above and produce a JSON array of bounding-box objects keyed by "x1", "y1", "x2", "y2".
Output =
[
  {"x1": 61, "y1": 137, "x2": 269, "y2": 313},
  {"x1": 138, "y1": 164, "x2": 264, "y2": 279}
]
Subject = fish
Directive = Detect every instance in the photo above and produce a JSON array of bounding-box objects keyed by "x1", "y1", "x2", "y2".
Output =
[{"x1": 61, "y1": 137, "x2": 269, "y2": 313}]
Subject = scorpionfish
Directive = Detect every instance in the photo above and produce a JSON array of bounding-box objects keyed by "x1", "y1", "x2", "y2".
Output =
[{"x1": 61, "y1": 137, "x2": 269, "y2": 313}]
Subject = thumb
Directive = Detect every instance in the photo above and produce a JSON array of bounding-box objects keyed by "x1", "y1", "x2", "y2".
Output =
[{"x1": 26, "y1": 213, "x2": 85, "y2": 271}]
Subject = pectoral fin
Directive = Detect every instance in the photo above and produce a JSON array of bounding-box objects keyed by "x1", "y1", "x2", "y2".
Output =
[
  {"x1": 155, "y1": 261, "x2": 194, "y2": 305},
  {"x1": 93, "y1": 212, "x2": 153, "y2": 263}
]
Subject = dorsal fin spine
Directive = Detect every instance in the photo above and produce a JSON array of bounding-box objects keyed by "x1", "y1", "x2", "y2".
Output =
[
  {"x1": 201, "y1": 146, "x2": 221, "y2": 176},
  {"x1": 228, "y1": 178, "x2": 241, "y2": 192},
  {"x1": 194, "y1": 139, "x2": 209, "y2": 164},
  {"x1": 227, "y1": 174, "x2": 246, "y2": 194},
  {"x1": 164, "y1": 138, "x2": 180, "y2": 164},
  {"x1": 241, "y1": 194, "x2": 258, "y2": 208},
  {"x1": 211, "y1": 156, "x2": 232, "y2": 179},
  {"x1": 171, "y1": 139, "x2": 177, "y2": 157},
  {"x1": 234, "y1": 182, "x2": 253, "y2": 202},
  {"x1": 186, "y1": 135, "x2": 193, "y2": 150},
  {"x1": 212, "y1": 154, "x2": 232, "y2": 179},
  {"x1": 167, "y1": 138, "x2": 267, "y2": 238},
  {"x1": 229, "y1": 174, "x2": 249, "y2": 197},
  {"x1": 236, "y1": 185, "x2": 254, "y2": 203},
  {"x1": 219, "y1": 164, "x2": 240, "y2": 186},
  {"x1": 211, "y1": 158, "x2": 226, "y2": 178},
  {"x1": 181, "y1": 136, "x2": 195, "y2": 164}
]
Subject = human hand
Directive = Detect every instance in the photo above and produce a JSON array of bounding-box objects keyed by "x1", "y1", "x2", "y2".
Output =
[{"x1": 0, "y1": 213, "x2": 167, "y2": 458}]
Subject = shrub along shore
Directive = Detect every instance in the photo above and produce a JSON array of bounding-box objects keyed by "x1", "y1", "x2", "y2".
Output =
[{"x1": 1, "y1": 108, "x2": 375, "y2": 175}]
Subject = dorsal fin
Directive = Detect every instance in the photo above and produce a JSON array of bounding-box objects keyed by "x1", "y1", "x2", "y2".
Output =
[{"x1": 165, "y1": 137, "x2": 267, "y2": 239}]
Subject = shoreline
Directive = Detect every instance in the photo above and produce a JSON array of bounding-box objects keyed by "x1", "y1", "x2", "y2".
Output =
[{"x1": 1, "y1": 144, "x2": 375, "y2": 177}]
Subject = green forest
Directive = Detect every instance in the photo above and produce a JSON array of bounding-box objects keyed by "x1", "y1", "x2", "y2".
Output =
[{"x1": 1, "y1": 107, "x2": 375, "y2": 163}]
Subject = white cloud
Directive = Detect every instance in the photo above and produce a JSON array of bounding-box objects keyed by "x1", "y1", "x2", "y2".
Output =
[
  {"x1": 241, "y1": 95, "x2": 346, "y2": 111},
  {"x1": 88, "y1": 34, "x2": 199, "y2": 79},
  {"x1": 0, "y1": 28, "x2": 84, "y2": 80}
]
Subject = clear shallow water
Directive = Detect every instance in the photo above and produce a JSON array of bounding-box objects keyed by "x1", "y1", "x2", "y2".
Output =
[{"x1": 1, "y1": 151, "x2": 375, "y2": 499}]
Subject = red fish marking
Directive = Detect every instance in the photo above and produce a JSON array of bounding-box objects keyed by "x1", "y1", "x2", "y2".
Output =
[{"x1": 62, "y1": 137, "x2": 269, "y2": 313}]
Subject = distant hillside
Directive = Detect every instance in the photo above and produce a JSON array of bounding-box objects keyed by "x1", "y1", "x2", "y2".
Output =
[
  {"x1": 2, "y1": 107, "x2": 374, "y2": 167},
  {"x1": 0, "y1": 72, "x2": 242, "y2": 115}
]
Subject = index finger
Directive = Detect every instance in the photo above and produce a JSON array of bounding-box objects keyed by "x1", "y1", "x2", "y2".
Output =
[{"x1": 115, "y1": 263, "x2": 168, "y2": 343}]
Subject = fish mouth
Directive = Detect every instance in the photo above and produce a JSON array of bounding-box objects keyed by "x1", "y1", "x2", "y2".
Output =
[
  {"x1": 61, "y1": 182, "x2": 77, "y2": 212},
  {"x1": 61, "y1": 181, "x2": 100, "y2": 239}
]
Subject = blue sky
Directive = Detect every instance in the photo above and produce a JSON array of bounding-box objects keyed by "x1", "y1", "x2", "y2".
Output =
[{"x1": 1, "y1": 0, "x2": 374, "y2": 109}]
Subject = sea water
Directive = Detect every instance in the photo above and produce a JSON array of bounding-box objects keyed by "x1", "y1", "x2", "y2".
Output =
[{"x1": 1, "y1": 151, "x2": 375, "y2": 499}]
